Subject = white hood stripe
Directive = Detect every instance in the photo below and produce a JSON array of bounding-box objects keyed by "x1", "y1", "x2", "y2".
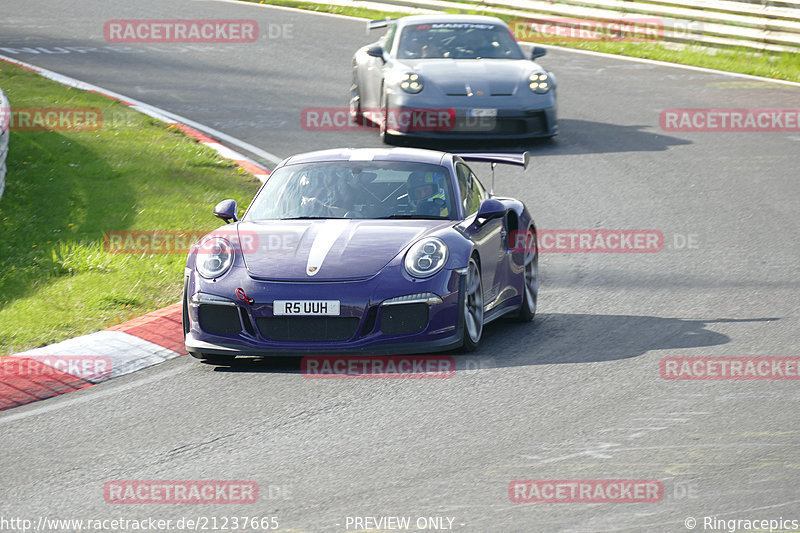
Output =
[{"x1": 306, "y1": 220, "x2": 350, "y2": 276}]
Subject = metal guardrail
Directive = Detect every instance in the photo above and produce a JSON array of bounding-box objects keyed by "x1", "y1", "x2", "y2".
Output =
[
  {"x1": 0, "y1": 88, "x2": 9, "y2": 201},
  {"x1": 482, "y1": 0, "x2": 800, "y2": 50},
  {"x1": 346, "y1": 0, "x2": 800, "y2": 52}
]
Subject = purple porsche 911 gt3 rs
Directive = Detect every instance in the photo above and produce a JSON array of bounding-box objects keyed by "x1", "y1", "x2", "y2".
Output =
[{"x1": 183, "y1": 147, "x2": 538, "y2": 364}]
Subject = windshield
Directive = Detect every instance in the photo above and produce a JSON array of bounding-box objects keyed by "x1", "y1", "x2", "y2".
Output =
[
  {"x1": 397, "y1": 22, "x2": 524, "y2": 60},
  {"x1": 245, "y1": 161, "x2": 456, "y2": 221}
]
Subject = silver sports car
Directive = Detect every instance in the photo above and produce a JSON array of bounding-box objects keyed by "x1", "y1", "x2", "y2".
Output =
[{"x1": 351, "y1": 14, "x2": 557, "y2": 143}]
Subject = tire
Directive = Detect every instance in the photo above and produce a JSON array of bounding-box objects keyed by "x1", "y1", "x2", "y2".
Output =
[
  {"x1": 515, "y1": 227, "x2": 538, "y2": 322},
  {"x1": 379, "y1": 89, "x2": 401, "y2": 146},
  {"x1": 461, "y1": 257, "x2": 484, "y2": 352},
  {"x1": 189, "y1": 352, "x2": 237, "y2": 366}
]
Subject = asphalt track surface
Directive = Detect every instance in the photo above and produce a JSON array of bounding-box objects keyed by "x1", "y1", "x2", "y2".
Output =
[{"x1": 1, "y1": 1, "x2": 800, "y2": 532}]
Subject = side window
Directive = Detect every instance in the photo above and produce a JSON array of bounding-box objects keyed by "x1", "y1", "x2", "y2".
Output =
[
  {"x1": 456, "y1": 163, "x2": 474, "y2": 216},
  {"x1": 469, "y1": 171, "x2": 487, "y2": 212},
  {"x1": 381, "y1": 25, "x2": 397, "y2": 54},
  {"x1": 456, "y1": 163, "x2": 486, "y2": 216}
]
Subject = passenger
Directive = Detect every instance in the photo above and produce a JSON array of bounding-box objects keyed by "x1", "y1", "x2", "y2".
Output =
[
  {"x1": 297, "y1": 169, "x2": 329, "y2": 217},
  {"x1": 465, "y1": 30, "x2": 498, "y2": 58}
]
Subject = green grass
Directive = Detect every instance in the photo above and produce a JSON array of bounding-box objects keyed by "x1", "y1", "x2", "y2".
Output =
[
  {"x1": 534, "y1": 41, "x2": 800, "y2": 82},
  {"x1": 0, "y1": 62, "x2": 261, "y2": 354},
  {"x1": 250, "y1": 0, "x2": 800, "y2": 83}
]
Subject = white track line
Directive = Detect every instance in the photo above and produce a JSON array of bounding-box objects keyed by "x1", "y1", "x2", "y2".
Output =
[
  {"x1": 0, "y1": 54, "x2": 284, "y2": 171},
  {"x1": 229, "y1": 0, "x2": 800, "y2": 89},
  {"x1": 0, "y1": 365, "x2": 190, "y2": 425},
  {"x1": 535, "y1": 44, "x2": 800, "y2": 88}
]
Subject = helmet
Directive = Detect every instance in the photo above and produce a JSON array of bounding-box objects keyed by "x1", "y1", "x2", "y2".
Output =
[{"x1": 407, "y1": 170, "x2": 447, "y2": 211}]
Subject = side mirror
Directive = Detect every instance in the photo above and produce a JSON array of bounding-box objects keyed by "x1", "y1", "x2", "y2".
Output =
[
  {"x1": 475, "y1": 198, "x2": 506, "y2": 223},
  {"x1": 531, "y1": 46, "x2": 547, "y2": 60},
  {"x1": 367, "y1": 44, "x2": 385, "y2": 60},
  {"x1": 213, "y1": 199, "x2": 238, "y2": 223}
]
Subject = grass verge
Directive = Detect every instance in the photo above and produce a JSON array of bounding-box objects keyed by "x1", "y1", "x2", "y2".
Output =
[
  {"x1": 537, "y1": 41, "x2": 800, "y2": 83},
  {"x1": 0, "y1": 61, "x2": 261, "y2": 354},
  {"x1": 249, "y1": 0, "x2": 800, "y2": 83}
]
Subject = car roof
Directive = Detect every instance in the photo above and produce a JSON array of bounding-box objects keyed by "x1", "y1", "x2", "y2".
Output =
[
  {"x1": 281, "y1": 147, "x2": 449, "y2": 167},
  {"x1": 392, "y1": 14, "x2": 509, "y2": 29}
]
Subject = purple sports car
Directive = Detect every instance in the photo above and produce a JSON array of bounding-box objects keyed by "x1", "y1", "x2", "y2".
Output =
[{"x1": 183, "y1": 147, "x2": 538, "y2": 364}]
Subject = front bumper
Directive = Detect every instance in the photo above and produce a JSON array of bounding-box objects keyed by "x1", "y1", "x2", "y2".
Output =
[
  {"x1": 184, "y1": 268, "x2": 466, "y2": 356},
  {"x1": 384, "y1": 90, "x2": 557, "y2": 139},
  {"x1": 387, "y1": 107, "x2": 558, "y2": 139}
]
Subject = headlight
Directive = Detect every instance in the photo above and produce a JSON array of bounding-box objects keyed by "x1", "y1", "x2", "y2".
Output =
[
  {"x1": 400, "y1": 72, "x2": 423, "y2": 94},
  {"x1": 404, "y1": 238, "x2": 448, "y2": 278},
  {"x1": 528, "y1": 72, "x2": 550, "y2": 94},
  {"x1": 196, "y1": 237, "x2": 234, "y2": 279}
]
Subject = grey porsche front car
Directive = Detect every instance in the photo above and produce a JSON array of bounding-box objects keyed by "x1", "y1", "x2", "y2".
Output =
[{"x1": 351, "y1": 15, "x2": 557, "y2": 143}]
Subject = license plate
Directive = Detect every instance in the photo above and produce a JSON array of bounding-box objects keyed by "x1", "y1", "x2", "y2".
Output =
[
  {"x1": 274, "y1": 300, "x2": 340, "y2": 316},
  {"x1": 467, "y1": 108, "x2": 497, "y2": 118}
]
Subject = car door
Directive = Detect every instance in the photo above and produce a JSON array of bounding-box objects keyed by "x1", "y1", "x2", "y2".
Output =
[
  {"x1": 456, "y1": 162, "x2": 504, "y2": 308},
  {"x1": 362, "y1": 24, "x2": 397, "y2": 109}
]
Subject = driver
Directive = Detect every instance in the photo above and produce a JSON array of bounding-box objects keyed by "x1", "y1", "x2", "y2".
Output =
[
  {"x1": 400, "y1": 31, "x2": 425, "y2": 59},
  {"x1": 297, "y1": 169, "x2": 329, "y2": 217},
  {"x1": 321, "y1": 168, "x2": 357, "y2": 216},
  {"x1": 407, "y1": 171, "x2": 448, "y2": 217}
]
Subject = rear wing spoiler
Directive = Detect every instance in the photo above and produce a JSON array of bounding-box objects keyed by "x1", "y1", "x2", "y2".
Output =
[
  {"x1": 455, "y1": 152, "x2": 529, "y2": 194},
  {"x1": 368, "y1": 18, "x2": 397, "y2": 31},
  {"x1": 455, "y1": 152, "x2": 529, "y2": 169}
]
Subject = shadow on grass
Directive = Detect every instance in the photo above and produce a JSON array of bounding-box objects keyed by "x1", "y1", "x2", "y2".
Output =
[{"x1": 0, "y1": 129, "x2": 135, "y2": 312}]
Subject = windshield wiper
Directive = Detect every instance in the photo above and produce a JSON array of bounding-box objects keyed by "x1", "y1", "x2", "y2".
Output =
[
  {"x1": 280, "y1": 216, "x2": 345, "y2": 220},
  {"x1": 378, "y1": 214, "x2": 447, "y2": 220}
]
